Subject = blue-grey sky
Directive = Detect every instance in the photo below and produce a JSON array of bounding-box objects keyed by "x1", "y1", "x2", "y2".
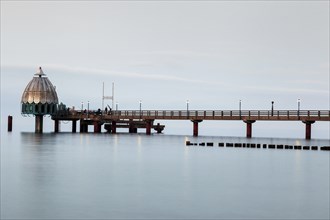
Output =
[{"x1": 1, "y1": 1, "x2": 329, "y2": 138}]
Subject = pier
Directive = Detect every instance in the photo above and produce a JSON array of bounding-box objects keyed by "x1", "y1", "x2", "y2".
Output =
[
  {"x1": 20, "y1": 67, "x2": 330, "y2": 139},
  {"x1": 52, "y1": 109, "x2": 330, "y2": 139}
]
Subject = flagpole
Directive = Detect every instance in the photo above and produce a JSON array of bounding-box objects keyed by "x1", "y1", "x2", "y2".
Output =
[{"x1": 102, "y1": 82, "x2": 104, "y2": 110}]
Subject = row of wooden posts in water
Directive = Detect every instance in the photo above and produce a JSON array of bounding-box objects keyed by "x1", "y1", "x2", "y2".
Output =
[
  {"x1": 7, "y1": 115, "x2": 330, "y2": 151},
  {"x1": 186, "y1": 141, "x2": 330, "y2": 151}
]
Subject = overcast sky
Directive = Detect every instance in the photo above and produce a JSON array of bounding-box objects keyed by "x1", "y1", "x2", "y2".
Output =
[{"x1": 1, "y1": 1, "x2": 329, "y2": 138}]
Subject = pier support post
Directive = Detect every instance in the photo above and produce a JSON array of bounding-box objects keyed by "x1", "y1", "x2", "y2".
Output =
[
  {"x1": 244, "y1": 120, "x2": 256, "y2": 138},
  {"x1": 72, "y1": 120, "x2": 77, "y2": 133},
  {"x1": 146, "y1": 120, "x2": 153, "y2": 135},
  {"x1": 7, "y1": 115, "x2": 12, "y2": 132},
  {"x1": 80, "y1": 120, "x2": 88, "y2": 133},
  {"x1": 94, "y1": 121, "x2": 101, "y2": 133},
  {"x1": 129, "y1": 120, "x2": 136, "y2": 133},
  {"x1": 303, "y1": 121, "x2": 315, "y2": 140},
  {"x1": 193, "y1": 121, "x2": 198, "y2": 137},
  {"x1": 129, "y1": 125, "x2": 134, "y2": 133},
  {"x1": 192, "y1": 120, "x2": 203, "y2": 137},
  {"x1": 35, "y1": 115, "x2": 43, "y2": 133},
  {"x1": 80, "y1": 120, "x2": 84, "y2": 133},
  {"x1": 54, "y1": 119, "x2": 59, "y2": 133},
  {"x1": 112, "y1": 121, "x2": 117, "y2": 134}
]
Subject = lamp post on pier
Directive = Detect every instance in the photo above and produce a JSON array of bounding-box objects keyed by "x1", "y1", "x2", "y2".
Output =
[
  {"x1": 271, "y1": 101, "x2": 274, "y2": 116},
  {"x1": 186, "y1": 100, "x2": 189, "y2": 118},
  {"x1": 87, "y1": 101, "x2": 90, "y2": 118},
  {"x1": 116, "y1": 102, "x2": 118, "y2": 111},
  {"x1": 297, "y1": 99, "x2": 301, "y2": 119},
  {"x1": 81, "y1": 102, "x2": 83, "y2": 112},
  {"x1": 239, "y1": 100, "x2": 242, "y2": 119},
  {"x1": 139, "y1": 100, "x2": 142, "y2": 119}
]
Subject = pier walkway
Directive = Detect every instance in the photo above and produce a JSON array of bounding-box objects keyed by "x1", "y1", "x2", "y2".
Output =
[{"x1": 52, "y1": 110, "x2": 330, "y2": 139}]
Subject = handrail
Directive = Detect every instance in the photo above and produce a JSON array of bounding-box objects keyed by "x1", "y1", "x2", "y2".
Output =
[{"x1": 52, "y1": 110, "x2": 330, "y2": 121}]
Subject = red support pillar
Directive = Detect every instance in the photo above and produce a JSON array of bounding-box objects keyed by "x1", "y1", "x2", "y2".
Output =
[
  {"x1": 146, "y1": 120, "x2": 153, "y2": 135},
  {"x1": 7, "y1": 115, "x2": 12, "y2": 132},
  {"x1": 94, "y1": 121, "x2": 101, "y2": 133},
  {"x1": 112, "y1": 121, "x2": 117, "y2": 134},
  {"x1": 244, "y1": 120, "x2": 256, "y2": 138},
  {"x1": 192, "y1": 120, "x2": 203, "y2": 137},
  {"x1": 193, "y1": 121, "x2": 198, "y2": 136},
  {"x1": 306, "y1": 123, "x2": 311, "y2": 140},
  {"x1": 303, "y1": 121, "x2": 315, "y2": 140},
  {"x1": 247, "y1": 123, "x2": 252, "y2": 138},
  {"x1": 54, "y1": 119, "x2": 59, "y2": 133}
]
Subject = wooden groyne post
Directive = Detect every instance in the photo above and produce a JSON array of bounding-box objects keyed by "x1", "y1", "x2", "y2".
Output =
[{"x1": 8, "y1": 115, "x2": 13, "y2": 132}]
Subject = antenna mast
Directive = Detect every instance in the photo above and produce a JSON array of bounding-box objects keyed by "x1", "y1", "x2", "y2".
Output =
[{"x1": 102, "y1": 82, "x2": 115, "y2": 110}]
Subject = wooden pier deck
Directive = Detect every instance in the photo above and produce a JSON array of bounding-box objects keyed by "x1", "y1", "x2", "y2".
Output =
[{"x1": 51, "y1": 110, "x2": 330, "y2": 139}]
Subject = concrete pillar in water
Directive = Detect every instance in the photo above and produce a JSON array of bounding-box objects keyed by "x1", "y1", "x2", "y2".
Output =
[
  {"x1": 8, "y1": 115, "x2": 13, "y2": 132},
  {"x1": 244, "y1": 120, "x2": 256, "y2": 138},
  {"x1": 111, "y1": 121, "x2": 117, "y2": 134},
  {"x1": 54, "y1": 119, "x2": 59, "y2": 133},
  {"x1": 303, "y1": 121, "x2": 315, "y2": 140},
  {"x1": 192, "y1": 120, "x2": 203, "y2": 137},
  {"x1": 72, "y1": 120, "x2": 77, "y2": 133},
  {"x1": 35, "y1": 115, "x2": 43, "y2": 133}
]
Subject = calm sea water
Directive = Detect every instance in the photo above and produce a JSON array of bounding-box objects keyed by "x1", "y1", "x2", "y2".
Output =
[{"x1": 1, "y1": 131, "x2": 329, "y2": 219}]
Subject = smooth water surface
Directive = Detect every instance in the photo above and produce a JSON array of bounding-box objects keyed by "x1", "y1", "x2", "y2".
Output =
[{"x1": 1, "y1": 132, "x2": 329, "y2": 219}]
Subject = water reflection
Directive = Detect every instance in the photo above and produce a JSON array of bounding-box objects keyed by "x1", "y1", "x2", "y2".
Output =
[
  {"x1": 20, "y1": 132, "x2": 54, "y2": 146},
  {"x1": 20, "y1": 133, "x2": 58, "y2": 184},
  {"x1": 1, "y1": 133, "x2": 329, "y2": 219},
  {"x1": 136, "y1": 135, "x2": 143, "y2": 162},
  {"x1": 295, "y1": 140, "x2": 302, "y2": 146},
  {"x1": 112, "y1": 134, "x2": 119, "y2": 163},
  {"x1": 17, "y1": 133, "x2": 59, "y2": 218}
]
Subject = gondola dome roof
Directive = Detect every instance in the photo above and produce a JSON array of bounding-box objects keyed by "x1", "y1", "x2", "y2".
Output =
[{"x1": 21, "y1": 67, "x2": 59, "y2": 104}]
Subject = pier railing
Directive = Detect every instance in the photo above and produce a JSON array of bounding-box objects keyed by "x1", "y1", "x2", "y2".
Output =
[{"x1": 53, "y1": 110, "x2": 330, "y2": 121}]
